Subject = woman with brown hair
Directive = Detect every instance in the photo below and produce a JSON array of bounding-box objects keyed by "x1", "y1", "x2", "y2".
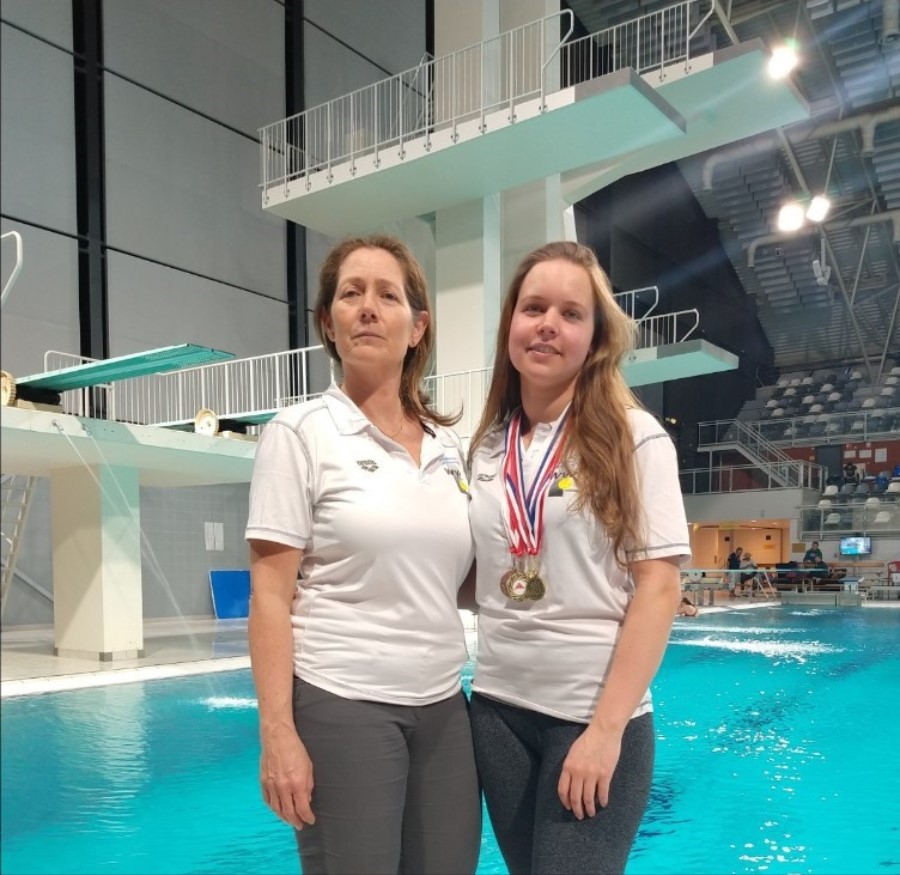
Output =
[
  {"x1": 246, "y1": 234, "x2": 480, "y2": 874},
  {"x1": 467, "y1": 241, "x2": 690, "y2": 875}
]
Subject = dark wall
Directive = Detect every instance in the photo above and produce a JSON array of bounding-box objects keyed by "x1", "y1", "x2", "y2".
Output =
[{"x1": 577, "y1": 162, "x2": 775, "y2": 466}]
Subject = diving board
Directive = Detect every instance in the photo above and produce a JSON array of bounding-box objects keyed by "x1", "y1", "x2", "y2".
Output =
[{"x1": 9, "y1": 344, "x2": 234, "y2": 393}]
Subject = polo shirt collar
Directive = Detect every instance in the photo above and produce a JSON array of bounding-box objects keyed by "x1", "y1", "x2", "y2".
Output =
[{"x1": 321, "y1": 382, "x2": 456, "y2": 453}]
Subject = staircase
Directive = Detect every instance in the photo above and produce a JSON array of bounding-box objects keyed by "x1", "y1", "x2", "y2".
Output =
[
  {"x1": 697, "y1": 419, "x2": 821, "y2": 489},
  {"x1": 1, "y1": 474, "x2": 36, "y2": 618}
]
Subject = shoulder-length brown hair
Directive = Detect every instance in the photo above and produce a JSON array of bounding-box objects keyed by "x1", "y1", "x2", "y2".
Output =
[
  {"x1": 313, "y1": 233, "x2": 458, "y2": 427},
  {"x1": 469, "y1": 241, "x2": 642, "y2": 567}
]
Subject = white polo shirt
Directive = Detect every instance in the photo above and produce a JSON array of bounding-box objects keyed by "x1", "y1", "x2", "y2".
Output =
[
  {"x1": 469, "y1": 407, "x2": 691, "y2": 723},
  {"x1": 245, "y1": 384, "x2": 474, "y2": 706}
]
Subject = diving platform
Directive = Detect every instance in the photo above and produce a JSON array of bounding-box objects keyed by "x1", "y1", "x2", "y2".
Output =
[
  {"x1": 2, "y1": 344, "x2": 234, "y2": 407},
  {"x1": 259, "y1": 1, "x2": 809, "y2": 237},
  {"x1": 623, "y1": 338, "x2": 738, "y2": 387},
  {"x1": 0, "y1": 404, "x2": 256, "y2": 663}
]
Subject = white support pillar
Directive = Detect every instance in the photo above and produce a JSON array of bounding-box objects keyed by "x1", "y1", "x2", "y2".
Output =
[
  {"x1": 434, "y1": 0, "x2": 569, "y2": 377},
  {"x1": 51, "y1": 465, "x2": 144, "y2": 660}
]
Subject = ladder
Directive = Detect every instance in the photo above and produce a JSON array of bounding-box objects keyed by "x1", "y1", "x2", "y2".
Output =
[{"x1": 1, "y1": 474, "x2": 36, "y2": 617}]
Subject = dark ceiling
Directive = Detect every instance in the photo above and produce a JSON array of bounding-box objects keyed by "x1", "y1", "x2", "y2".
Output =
[{"x1": 564, "y1": 0, "x2": 900, "y2": 380}]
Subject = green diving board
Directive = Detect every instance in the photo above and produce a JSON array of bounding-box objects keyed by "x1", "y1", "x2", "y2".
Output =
[
  {"x1": 157, "y1": 409, "x2": 280, "y2": 432},
  {"x1": 17, "y1": 344, "x2": 235, "y2": 392}
]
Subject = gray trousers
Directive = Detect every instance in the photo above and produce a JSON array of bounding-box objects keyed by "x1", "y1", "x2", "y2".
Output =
[
  {"x1": 470, "y1": 692, "x2": 654, "y2": 875},
  {"x1": 292, "y1": 679, "x2": 481, "y2": 875}
]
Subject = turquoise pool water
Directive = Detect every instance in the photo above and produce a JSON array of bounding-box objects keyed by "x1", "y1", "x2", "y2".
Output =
[{"x1": 2, "y1": 607, "x2": 899, "y2": 874}]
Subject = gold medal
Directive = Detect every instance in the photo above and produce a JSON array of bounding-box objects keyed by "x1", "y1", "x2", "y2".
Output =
[
  {"x1": 525, "y1": 573, "x2": 546, "y2": 601},
  {"x1": 507, "y1": 572, "x2": 529, "y2": 602},
  {"x1": 499, "y1": 568, "x2": 516, "y2": 598},
  {"x1": 500, "y1": 569, "x2": 529, "y2": 601}
]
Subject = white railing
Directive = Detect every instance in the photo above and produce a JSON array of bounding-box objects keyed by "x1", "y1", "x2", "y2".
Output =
[
  {"x1": 260, "y1": 1, "x2": 714, "y2": 196},
  {"x1": 423, "y1": 366, "x2": 492, "y2": 443},
  {"x1": 43, "y1": 350, "x2": 112, "y2": 417},
  {"x1": 107, "y1": 345, "x2": 332, "y2": 427},
  {"x1": 635, "y1": 308, "x2": 698, "y2": 348},
  {"x1": 260, "y1": 10, "x2": 574, "y2": 196},
  {"x1": 614, "y1": 285, "x2": 658, "y2": 322},
  {"x1": 750, "y1": 406, "x2": 900, "y2": 447},
  {"x1": 29, "y1": 285, "x2": 698, "y2": 432},
  {"x1": 1, "y1": 230, "x2": 24, "y2": 309},
  {"x1": 696, "y1": 419, "x2": 825, "y2": 489},
  {"x1": 560, "y1": 0, "x2": 712, "y2": 85},
  {"x1": 799, "y1": 503, "x2": 900, "y2": 538},
  {"x1": 680, "y1": 462, "x2": 824, "y2": 494}
]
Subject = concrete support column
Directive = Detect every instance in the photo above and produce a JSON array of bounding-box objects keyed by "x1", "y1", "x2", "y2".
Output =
[
  {"x1": 51, "y1": 465, "x2": 144, "y2": 660},
  {"x1": 433, "y1": 0, "x2": 569, "y2": 378}
]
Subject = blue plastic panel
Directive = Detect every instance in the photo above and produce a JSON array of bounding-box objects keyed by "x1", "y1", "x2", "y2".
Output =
[{"x1": 209, "y1": 569, "x2": 250, "y2": 620}]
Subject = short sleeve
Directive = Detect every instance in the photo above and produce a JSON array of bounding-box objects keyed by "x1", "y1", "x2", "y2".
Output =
[
  {"x1": 626, "y1": 416, "x2": 692, "y2": 565},
  {"x1": 244, "y1": 419, "x2": 313, "y2": 550}
]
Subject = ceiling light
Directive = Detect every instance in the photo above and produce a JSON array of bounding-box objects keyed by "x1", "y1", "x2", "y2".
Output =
[
  {"x1": 777, "y1": 202, "x2": 805, "y2": 232},
  {"x1": 806, "y1": 195, "x2": 831, "y2": 222},
  {"x1": 768, "y1": 43, "x2": 799, "y2": 79}
]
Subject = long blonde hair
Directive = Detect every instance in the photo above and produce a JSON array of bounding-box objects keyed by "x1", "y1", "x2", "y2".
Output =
[
  {"x1": 469, "y1": 241, "x2": 642, "y2": 567},
  {"x1": 314, "y1": 234, "x2": 459, "y2": 427}
]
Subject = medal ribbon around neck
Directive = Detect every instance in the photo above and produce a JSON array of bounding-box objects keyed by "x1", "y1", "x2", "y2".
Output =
[{"x1": 502, "y1": 408, "x2": 570, "y2": 559}]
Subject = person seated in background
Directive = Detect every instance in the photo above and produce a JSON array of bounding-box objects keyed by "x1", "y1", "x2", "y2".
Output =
[
  {"x1": 843, "y1": 461, "x2": 859, "y2": 484},
  {"x1": 676, "y1": 597, "x2": 699, "y2": 617},
  {"x1": 803, "y1": 540, "x2": 824, "y2": 566},
  {"x1": 738, "y1": 552, "x2": 759, "y2": 594}
]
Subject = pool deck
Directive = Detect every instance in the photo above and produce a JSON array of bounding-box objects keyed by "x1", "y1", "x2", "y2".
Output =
[{"x1": 2, "y1": 602, "x2": 897, "y2": 698}]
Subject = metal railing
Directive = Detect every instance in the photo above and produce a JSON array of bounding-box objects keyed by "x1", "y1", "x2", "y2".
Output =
[
  {"x1": 43, "y1": 350, "x2": 111, "y2": 417},
  {"x1": 800, "y1": 502, "x2": 900, "y2": 538},
  {"x1": 680, "y1": 462, "x2": 824, "y2": 495},
  {"x1": 260, "y1": 0, "x2": 714, "y2": 196},
  {"x1": 696, "y1": 418, "x2": 824, "y2": 489},
  {"x1": 614, "y1": 285, "x2": 658, "y2": 322},
  {"x1": 260, "y1": 10, "x2": 574, "y2": 195},
  {"x1": 750, "y1": 406, "x2": 900, "y2": 447},
  {"x1": 560, "y1": 0, "x2": 713, "y2": 86},
  {"x1": 634, "y1": 308, "x2": 699, "y2": 348},
  {"x1": 110, "y1": 345, "x2": 332, "y2": 427},
  {"x1": 423, "y1": 366, "x2": 492, "y2": 443}
]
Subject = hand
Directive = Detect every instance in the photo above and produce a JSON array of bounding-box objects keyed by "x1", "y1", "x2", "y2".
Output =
[
  {"x1": 557, "y1": 724, "x2": 622, "y2": 819},
  {"x1": 259, "y1": 726, "x2": 316, "y2": 830}
]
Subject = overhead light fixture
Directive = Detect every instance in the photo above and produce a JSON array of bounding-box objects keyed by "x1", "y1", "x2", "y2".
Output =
[
  {"x1": 768, "y1": 42, "x2": 799, "y2": 79},
  {"x1": 806, "y1": 195, "x2": 831, "y2": 223},
  {"x1": 777, "y1": 202, "x2": 805, "y2": 232},
  {"x1": 812, "y1": 258, "x2": 831, "y2": 287}
]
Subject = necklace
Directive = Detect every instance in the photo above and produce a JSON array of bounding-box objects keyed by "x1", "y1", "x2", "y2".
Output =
[{"x1": 382, "y1": 412, "x2": 405, "y2": 440}]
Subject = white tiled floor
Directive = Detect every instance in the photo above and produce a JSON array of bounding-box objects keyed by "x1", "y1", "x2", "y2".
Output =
[{"x1": 1, "y1": 616, "x2": 251, "y2": 697}]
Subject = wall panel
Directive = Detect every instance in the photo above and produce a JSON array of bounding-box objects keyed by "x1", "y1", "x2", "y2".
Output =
[
  {"x1": 104, "y1": 0, "x2": 284, "y2": 135},
  {"x1": 0, "y1": 220, "x2": 80, "y2": 376},
  {"x1": 104, "y1": 74, "x2": 285, "y2": 301},
  {"x1": 107, "y1": 250, "x2": 288, "y2": 359},
  {"x1": 0, "y1": 24, "x2": 77, "y2": 234}
]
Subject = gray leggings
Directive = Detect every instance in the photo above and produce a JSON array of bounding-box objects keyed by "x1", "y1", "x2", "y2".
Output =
[
  {"x1": 291, "y1": 679, "x2": 481, "y2": 875},
  {"x1": 470, "y1": 692, "x2": 654, "y2": 875}
]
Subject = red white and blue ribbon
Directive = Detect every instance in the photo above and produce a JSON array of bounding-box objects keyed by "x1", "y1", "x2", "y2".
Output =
[{"x1": 501, "y1": 409, "x2": 570, "y2": 559}]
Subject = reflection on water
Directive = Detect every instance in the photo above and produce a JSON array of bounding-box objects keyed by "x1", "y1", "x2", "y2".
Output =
[{"x1": 2, "y1": 608, "x2": 899, "y2": 875}]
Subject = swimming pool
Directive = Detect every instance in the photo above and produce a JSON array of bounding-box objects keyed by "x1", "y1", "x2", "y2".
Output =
[{"x1": 2, "y1": 606, "x2": 898, "y2": 874}]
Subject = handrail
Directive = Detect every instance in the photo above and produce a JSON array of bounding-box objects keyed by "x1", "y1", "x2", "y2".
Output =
[
  {"x1": 1, "y1": 230, "x2": 23, "y2": 308},
  {"x1": 750, "y1": 405, "x2": 900, "y2": 447},
  {"x1": 260, "y1": 1, "x2": 706, "y2": 195},
  {"x1": 696, "y1": 418, "x2": 825, "y2": 489},
  {"x1": 688, "y1": 0, "x2": 715, "y2": 43},
  {"x1": 634, "y1": 308, "x2": 699, "y2": 348},
  {"x1": 614, "y1": 285, "x2": 659, "y2": 322},
  {"x1": 260, "y1": 10, "x2": 573, "y2": 195},
  {"x1": 680, "y1": 461, "x2": 824, "y2": 494}
]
